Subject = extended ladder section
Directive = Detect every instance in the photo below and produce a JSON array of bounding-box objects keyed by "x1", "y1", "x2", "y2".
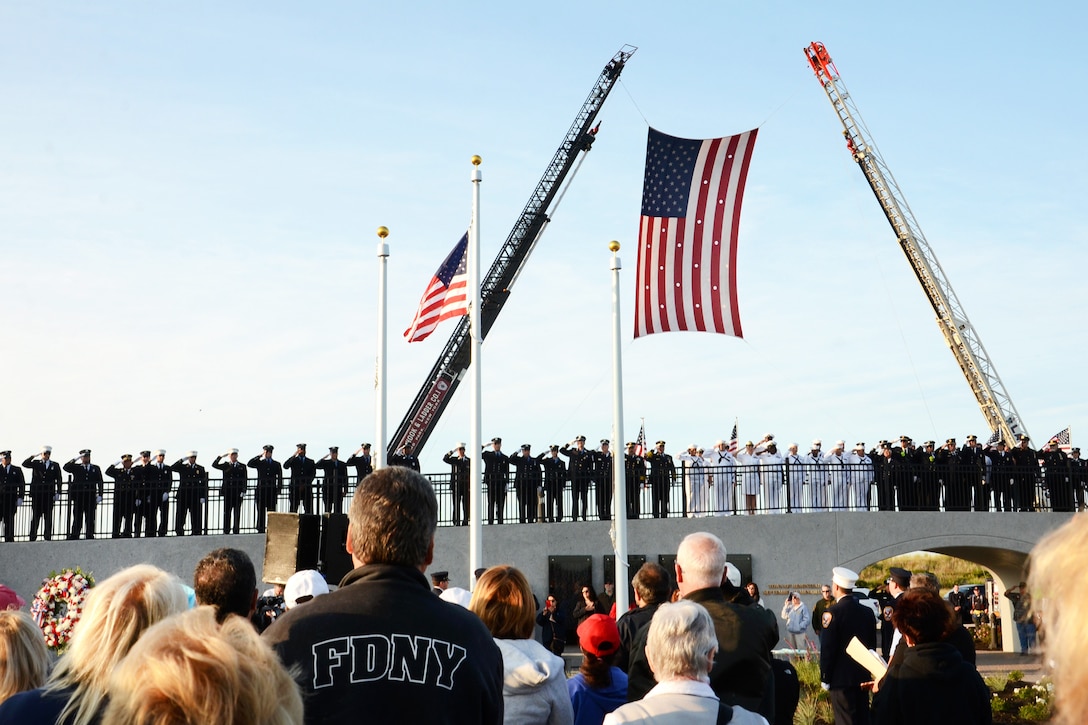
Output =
[
  {"x1": 389, "y1": 45, "x2": 637, "y2": 459},
  {"x1": 804, "y1": 42, "x2": 1029, "y2": 445}
]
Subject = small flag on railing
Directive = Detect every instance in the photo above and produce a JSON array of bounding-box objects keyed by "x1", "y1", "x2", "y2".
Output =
[
  {"x1": 728, "y1": 419, "x2": 739, "y2": 455},
  {"x1": 404, "y1": 233, "x2": 469, "y2": 343},
  {"x1": 634, "y1": 423, "x2": 647, "y2": 457},
  {"x1": 1046, "y1": 426, "x2": 1071, "y2": 452}
]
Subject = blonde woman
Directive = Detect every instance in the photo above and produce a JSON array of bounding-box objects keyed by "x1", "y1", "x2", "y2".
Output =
[
  {"x1": 104, "y1": 605, "x2": 303, "y2": 724},
  {"x1": 1029, "y1": 513, "x2": 1088, "y2": 725},
  {"x1": 0, "y1": 611, "x2": 50, "y2": 705},
  {"x1": 470, "y1": 565, "x2": 574, "y2": 725},
  {"x1": 0, "y1": 564, "x2": 188, "y2": 724}
]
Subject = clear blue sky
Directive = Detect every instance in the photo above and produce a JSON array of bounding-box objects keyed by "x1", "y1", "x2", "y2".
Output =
[{"x1": 2, "y1": 1, "x2": 1083, "y2": 472}]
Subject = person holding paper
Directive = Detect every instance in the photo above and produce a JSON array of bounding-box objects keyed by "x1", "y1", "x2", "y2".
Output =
[
  {"x1": 870, "y1": 588, "x2": 990, "y2": 724},
  {"x1": 820, "y1": 566, "x2": 877, "y2": 725}
]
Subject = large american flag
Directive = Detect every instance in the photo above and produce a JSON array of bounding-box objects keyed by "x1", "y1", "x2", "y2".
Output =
[
  {"x1": 404, "y1": 233, "x2": 469, "y2": 343},
  {"x1": 634, "y1": 127, "x2": 758, "y2": 338}
]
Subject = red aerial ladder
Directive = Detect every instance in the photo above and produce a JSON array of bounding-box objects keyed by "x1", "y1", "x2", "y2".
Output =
[
  {"x1": 804, "y1": 41, "x2": 1030, "y2": 446},
  {"x1": 388, "y1": 46, "x2": 637, "y2": 460}
]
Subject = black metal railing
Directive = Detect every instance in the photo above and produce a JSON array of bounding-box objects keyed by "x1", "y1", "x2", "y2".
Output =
[{"x1": 1, "y1": 462, "x2": 1082, "y2": 542}]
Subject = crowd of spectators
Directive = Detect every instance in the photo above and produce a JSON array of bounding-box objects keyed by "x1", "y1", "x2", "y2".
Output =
[{"x1": 2, "y1": 466, "x2": 1085, "y2": 724}]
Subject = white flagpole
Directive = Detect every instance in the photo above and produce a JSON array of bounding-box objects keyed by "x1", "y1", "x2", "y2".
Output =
[
  {"x1": 469, "y1": 156, "x2": 483, "y2": 584},
  {"x1": 609, "y1": 240, "x2": 629, "y2": 615},
  {"x1": 375, "y1": 226, "x2": 389, "y2": 471}
]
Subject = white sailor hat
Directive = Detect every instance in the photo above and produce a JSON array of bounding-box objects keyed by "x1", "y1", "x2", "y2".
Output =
[
  {"x1": 832, "y1": 566, "x2": 859, "y2": 589},
  {"x1": 812, "y1": 439, "x2": 822, "y2": 447},
  {"x1": 41, "y1": 445, "x2": 53, "y2": 454},
  {"x1": 154, "y1": 449, "x2": 166, "y2": 456},
  {"x1": 186, "y1": 450, "x2": 197, "y2": 458},
  {"x1": 455, "y1": 442, "x2": 466, "y2": 449},
  {"x1": 229, "y1": 448, "x2": 239, "y2": 454},
  {"x1": 835, "y1": 440, "x2": 846, "y2": 447}
]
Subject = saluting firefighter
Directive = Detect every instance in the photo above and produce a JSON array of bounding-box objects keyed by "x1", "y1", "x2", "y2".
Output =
[
  {"x1": 248, "y1": 444, "x2": 282, "y2": 534},
  {"x1": 213, "y1": 448, "x2": 248, "y2": 534},
  {"x1": 560, "y1": 435, "x2": 594, "y2": 521},
  {"x1": 63, "y1": 449, "x2": 104, "y2": 540},
  {"x1": 442, "y1": 443, "x2": 471, "y2": 526}
]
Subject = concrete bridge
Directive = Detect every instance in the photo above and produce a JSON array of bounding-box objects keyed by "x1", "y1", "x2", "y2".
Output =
[{"x1": 4, "y1": 511, "x2": 1070, "y2": 653}]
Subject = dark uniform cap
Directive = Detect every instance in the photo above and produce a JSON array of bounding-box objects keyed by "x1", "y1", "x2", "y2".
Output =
[
  {"x1": 520, "y1": 444, "x2": 531, "y2": 451},
  {"x1": 550, "y1": 444, "x2": 559, "y2": 451},
  {"x1": 79, "y1": 449, "x2": 91, "y2": 456},
  {"x1": 491, "y1": 437, "x2": 502, "y2": 444},
  {"x1": 121, "y1": 453, "x2": 133, "y2": 460},
  {"x1": 946, "y1": 438, "x2": 956, "y2": 445},
  {"x1": 297, "y1": 443, "x2": 307, "y2": 450},
  {"x1": 329, "y1": 446, "x2": 338, "y2": 453},
  {"x1": 263, "y1": 445, "x2": 274, "y2": 452},
  {"x1": 140, "y1": 450, "x2": 152, "y2": 457},
  {"x1": 967, "y1": 435, "x2": 977, "y2": 441},
  {"x1": 575, "y1": 435, "x2": 586, "y2": 442},
  {"x1": 0, "y1": 451, "x2": 10, "y2": 458},
  {"x1": 899, "y1": 435, "x2": 911, "y2": 441},
  {"x1": 1073, "y1": 447, "x2": 1081, "y2": 453},
  {"x1": 655, "y1": 440, "x2": 666, "y2": 446},
  {"x1": 600, "y1": 439, "x2": 609, "y2": 446},
  {"x1": 888, "y1": 567, "x2": 911, "y2": 588},
  {"x1": 1017, "y1": 434, "x2": 1030, "y2": 441},
  {"x1": 625, "y1": 442, "x2": 635, "y2": 447},
  {"x1": 431, "y1": 571, "x2": 449, "y2": 583},
  {"x1": 924, "y1": 441, "x2": 935, "y2": 447},
  {"x1": 362, "y1": 443, "x2": 371, "y2": 449}
]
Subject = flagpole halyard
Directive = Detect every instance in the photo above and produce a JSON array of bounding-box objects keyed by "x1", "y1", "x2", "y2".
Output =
[
  {"x1": 375, "y1": 226, "x2": 390, "y2": 471},
  {"x1": 469, "y1": 155, "x2": 484, "y2": 582},
  {"x1": 609, "y1": 240, "x2": 629, "y2": 615}
]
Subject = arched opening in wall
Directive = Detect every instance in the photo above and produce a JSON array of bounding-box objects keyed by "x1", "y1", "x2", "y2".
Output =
[{"x1": 852, "y1": 548, "x2": 1030, "y2": 655}]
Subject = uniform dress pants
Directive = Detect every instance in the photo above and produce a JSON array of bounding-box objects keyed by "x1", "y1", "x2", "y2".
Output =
[
  {"x1": 829, "y1": 686, "x2": 870, "y2": 725},
  {"x1": 223, "y1": 489, "x2": 244, "y2": 534},
  {"x1": 29, "y1": 493, "x2": 54, "y2": 540}
]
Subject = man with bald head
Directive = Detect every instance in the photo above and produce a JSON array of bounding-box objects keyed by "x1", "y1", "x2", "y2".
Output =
[{"x1": 626, "y1": 532, "x2": 776, "y2": 722}]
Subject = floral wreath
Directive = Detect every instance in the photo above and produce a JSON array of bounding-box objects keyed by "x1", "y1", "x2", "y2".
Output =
[{"x1": 30, "y1": 567, "x2": 95, "y2": 653}]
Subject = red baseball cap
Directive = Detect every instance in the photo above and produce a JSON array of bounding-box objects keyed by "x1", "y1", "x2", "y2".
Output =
[
  {"x1": 577, "y1": 614, "x2": 620, "y2": 657},
  {"x1": 0, "y1": 584, "x2": 25, "y2": 611}
]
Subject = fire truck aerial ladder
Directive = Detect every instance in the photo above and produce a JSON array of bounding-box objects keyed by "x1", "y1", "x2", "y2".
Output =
[
  {"x1": 804, "y1": 41, "x2": 1029, "y2": 446},
  {"x1": 388, "y1": 45, "x2": 637, "y2": 460}
]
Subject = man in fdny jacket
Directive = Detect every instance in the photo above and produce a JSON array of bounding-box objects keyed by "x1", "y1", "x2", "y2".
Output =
[{"x1": 263, "y1": 466, "x2": 503, "y2": 725}]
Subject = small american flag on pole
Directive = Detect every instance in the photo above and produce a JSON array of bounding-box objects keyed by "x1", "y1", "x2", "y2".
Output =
[
  {"x1": 1046, "y1": 426, "x2": 1071, "y2": 452},
  {"x1": 404, "y1": 233, "x2": 469, "y2": 343},
  {"x1": 634, "y1": 127, "x2": 758, "y2": 338},
  {"x1": 634, "y1": 422, "x2": 647, "y2": 457},
  {"x1": 728, "y1": 419, "x2": 739, "y2": 455}
]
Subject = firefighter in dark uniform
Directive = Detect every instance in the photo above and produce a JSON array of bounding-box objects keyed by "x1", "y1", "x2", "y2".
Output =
[
  {"x1": 560, "y1": 436, "x2": 594, "y2": 521},
  {"x1": 876, "y1": 443, "x2": 898, "y2": 511},
  {"x1": 316, "y1": 446, "x2": 351, "y2": 515},
  {"x1": 23, "y1": 446, "x2": 62, "y2": 541},
  {"x1": 891, "y1": 437, "x2": 916, "y2": 511},
  {"x1": 1069, "y1": 447, "x2": 1087, "y2": 510},
  {"x1": 389, "y1": 443, "x2": 421, "y2": 472},
  {"x1": 247, "y1": 445, "x2": 282, "y2": 534},
  {"x1": 987, "y1": 439, "x2": 1015, "y2": 512},
  {"x1": 283, "y1": 443, "x2": 317, "y2": 515},
  {"x1": 1039, "y1": 438, "x2": 1072, "y2": 512},
  {"x1": 623, "y1": 442, "x2": 645, "y2": 519},
  {"x1": 142, "y1": 449, "x2": 174, "y2": 537},
  {"x1": 213, "y1": 448, "x2": 248, "y2": 534},
  {"x1": 645, "y1": 440, "x2": 676, "y2": 518},
  {"x1": 959, "y1": 434, "x2": 988, "y2": 511},
  {"x1": 1009, "y1": 434, "x2": 1037, "y2": 511},
  {"x1": 537, "y1": 445, "x2": 567, "y2": 522},
  {"x1": 938, "y1": 438, "x2": 967, "y2": 511},
  {"x1": 509, "y1": 444, "x2": 542, "y2": 524},
  {"x1": 592, "y1": 439, "x2": 614, "y2": 520},
  {"x1": 171, "y1": 451, "x2": 208, "y2": 536},
  {"x1": 346, "y1": 443, "x2": 373, "y2": 486},
  {"x1": 443, "y1": 444, "x2": 471, "y2": 526},
  {"x1": 131, "y1": 450, "x2": 152, "y2": 537},
  {"x1": 481, "y1": 437, "x2": 510, "y2": 525},
  {"x1": 62, "y1": 449, "x2": 104, "y2": 540},
  {"x1": 105, "y1": 453, "x2": 138, "y2": 538},
  {"x1": 0, "y1": 451, "x2": 25, "y2": 542},
  {"x1": 915, "y1": 440, "x2": 939, "y2": 511},
  {"x1": 820, "y1": 566, "x2": 877, "y2": 725}
]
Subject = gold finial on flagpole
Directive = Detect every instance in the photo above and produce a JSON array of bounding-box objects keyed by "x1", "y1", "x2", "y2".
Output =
[
  {"x1": 471, "y1": 155, "x2": 482, "y2": 166},
  {"x1": 608, "y1": 240, "x2": 620, "y2": 253},
  {"x1": 376, "y1": 226, "x2": 389, "y2": 239}
]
